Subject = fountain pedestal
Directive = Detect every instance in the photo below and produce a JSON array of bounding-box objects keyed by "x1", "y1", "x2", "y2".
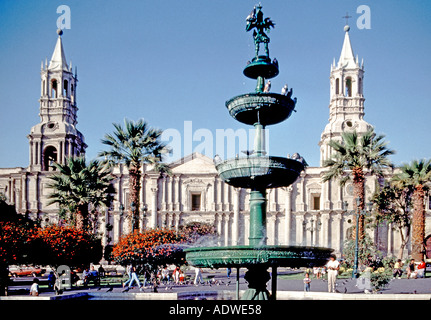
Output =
[{"x1": 242, "y1": 266, "x2": 271, "y2": 300}]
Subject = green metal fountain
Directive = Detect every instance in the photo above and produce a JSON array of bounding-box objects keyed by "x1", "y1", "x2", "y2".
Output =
[{"x1": 184, "y1": 5, "x2": 332, "y2": 300}]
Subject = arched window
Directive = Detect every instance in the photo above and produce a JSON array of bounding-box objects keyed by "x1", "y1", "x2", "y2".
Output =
[
  {"x1": 51, "y1": 79, "x2": 58, "y2": 98},
  {"x1": 63, "y1": 79, "x2": 68, "y2": 97},
  {"x1": 43, "y1": 146, "x2": 57, "y2": 171},
  {"x1": 358, "y1": 77, "x2": 362, "y2": 95},
  {"x1": 335, "y1": 78, "x2": 340, "y2": 95},
  {"x1": 345, "y1": 77, "x2": 352, "y2": 97}
]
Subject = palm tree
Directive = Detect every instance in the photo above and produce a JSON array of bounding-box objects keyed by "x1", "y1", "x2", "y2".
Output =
[
  {"x1": 47, "y1": 157, "x2": 114, "y2": 231},
  {"x1": 99, "y1": 118, "x2": 170, "y2": 232},
  {"x1": 392, "y1": 159, "x2": 431, "y2": 260},
  {"x1": 322, "y1": 129, "x2": 394, "y2": 240}
]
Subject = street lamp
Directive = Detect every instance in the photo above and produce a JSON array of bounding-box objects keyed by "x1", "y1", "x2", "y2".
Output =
[
  {"x1": 303, "y1": 217, "x2": 322, "y2": 246},
  {"x1": 343, "y1": 197, "x2": 373, "y2": 278}
]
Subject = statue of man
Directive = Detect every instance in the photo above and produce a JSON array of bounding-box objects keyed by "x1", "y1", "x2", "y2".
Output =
[{"x1": 246, "y1": 5, "x2": 275, "y2": 58}]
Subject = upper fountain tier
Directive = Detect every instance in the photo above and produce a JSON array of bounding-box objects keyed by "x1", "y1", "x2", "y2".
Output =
[{"x1": 226, "y1": 4, "x2": 297, "y2": 126}]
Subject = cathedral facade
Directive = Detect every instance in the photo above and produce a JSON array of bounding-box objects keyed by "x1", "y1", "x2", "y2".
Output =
[{"x1": 1, "y1": 27, "x2": 430, "y2": 259}]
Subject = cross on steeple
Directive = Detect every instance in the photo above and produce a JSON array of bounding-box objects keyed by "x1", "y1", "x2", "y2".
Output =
[{"x1": 342, "y1": 12, "x2": 352, "y2": 26}]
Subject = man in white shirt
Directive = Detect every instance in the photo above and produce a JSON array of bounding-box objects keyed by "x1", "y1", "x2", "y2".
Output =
[{"x1": 326, "y1": 254, "x2": 340, "y2": 293}]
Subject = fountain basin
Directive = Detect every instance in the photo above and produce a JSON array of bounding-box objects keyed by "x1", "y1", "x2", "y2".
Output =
[
  {"x1": 243, "y1": 55, "x2": 279, "y2": 79},
  {"x1": 185, "y1": 245, "x2": 333, "y2": 269},
  {"x1": 226, "y1": 92, "x2": 296, "y2": 126},
  {"x1": 215, "y1": 156, "x2": 304, "y2": 189}
]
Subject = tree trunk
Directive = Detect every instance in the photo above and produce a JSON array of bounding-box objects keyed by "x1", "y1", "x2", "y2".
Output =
[
  {"x1": 411, "y1": 185, "x2": 425, "y2": 261},
  {"x1": 128, "y1": 166, "x2": 141, "y2": 233},
  {"x1": 352, "y1": 166, "x2": 366, "y2": 241},
  {"x1": 76, "y1": 204, "x2": 88, "y2": 231},
  {"x1": 397, "y1": 225, "x2": 410, "y2": 260}
]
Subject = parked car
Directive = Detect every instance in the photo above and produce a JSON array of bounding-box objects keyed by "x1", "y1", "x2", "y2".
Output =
[{"x1": 9, "y1": 266, "x2": 46, "y2": 278}]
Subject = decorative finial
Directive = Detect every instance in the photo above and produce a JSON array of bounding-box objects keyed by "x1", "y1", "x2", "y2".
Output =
[
  {"x1": 57, "y1": 28, "x2": 63, "y2": 36},
  {"x1": 342, "y1": 12, "x2": 352, "y2": 32}
]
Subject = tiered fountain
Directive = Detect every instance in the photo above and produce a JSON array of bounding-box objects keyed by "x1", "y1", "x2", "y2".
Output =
[{"x1": 184, "y1": 5, "x2": 332, "y2": 300}]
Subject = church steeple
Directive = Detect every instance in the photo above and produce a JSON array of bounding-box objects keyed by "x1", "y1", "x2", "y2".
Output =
[
  {"x1": 338, "y1": 25, "x2": 358, "y2": 69},
  {"x1": 28, "y1": 29, "x2": 86, "y2": 172},
  {"x1": 48, "y1": 30, "x2": 69, "y2": 72},
  {"x1": 319, "y1": 24, "x2": 372, "y2": 166}
]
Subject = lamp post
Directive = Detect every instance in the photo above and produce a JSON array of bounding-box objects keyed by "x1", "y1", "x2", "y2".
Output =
[
  {"x1": 303, "y1": 216, "x2": 322, "y2": 246},
  {"x1": 343, "y1": 198, "x2": 373, "y2": 278}
]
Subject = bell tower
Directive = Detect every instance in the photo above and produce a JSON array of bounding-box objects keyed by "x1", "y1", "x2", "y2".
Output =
[
  {"x1": 28, "y1": 30, "x2": 87, "y2": 171},
  {"x1": 319, "y1": 24, "x2": 373, "y2": 165}
]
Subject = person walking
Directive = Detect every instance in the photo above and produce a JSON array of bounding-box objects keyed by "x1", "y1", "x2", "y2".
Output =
[
  {"x1": 161, "y1": 266, "x2": 170, "y2": 284},
  {"x1": 326, "y1": 254, "x2": 340, "y2": 293},
  {"x1": 128, "y1": 266, "x2": 143, "y2": 290},
  {"x1": 194, "y1": 267, "x2": 203, "y2": 285},
  {"x1": 227, "y1": 268, "x2": 232, "y2": 279},
  {"x1": 123, "y1": 264, "x2": 132, "y2": 288},
  {"x1": 173, "y1": 266, "x2": 180, "y2": 284},
  {"x1": 47, "y1": 271, "x2": 56, "y2": 290},
  {"x1": 303, "y1": 272, "x2": 311, "y2": 292}
]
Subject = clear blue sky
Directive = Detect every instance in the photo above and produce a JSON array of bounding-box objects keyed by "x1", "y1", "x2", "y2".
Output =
[{"x1": 0, "y1": 0, "x2": 430, "y2": 168}]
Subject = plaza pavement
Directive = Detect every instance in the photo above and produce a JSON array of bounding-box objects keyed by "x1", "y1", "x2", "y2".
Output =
[{"x1": 3, "y1": 267, "x2": 431, "y2": 300}]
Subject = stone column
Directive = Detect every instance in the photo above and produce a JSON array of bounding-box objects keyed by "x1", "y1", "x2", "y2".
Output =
[
  {"x1": 295, "y1": 214, "x2": 304, "y2": 246},
  {"x1": 211, "y1": 176, "x2": 216, "y2": 211},
  {"x1": 175, "y1": 175, "x2": 181, "y2": 211},
  {"x1": 271, "y1": 189, "x2": 277, "y2": 212},
  {"x1": 336, "y1": 179, "x2": 343, "y2": 210},
  {"x1": 323, "y1": 180, "x2": 331, "y2": 210},
  {"x1": 320, "y1": 213, "x2": 330, "y2": 248},
  {"x1": 223, "y1": 182, "x2": 229, "y2": 211},
  {"x1": 161, "y1": 176, "x2": 167, "y2": 211},
  {"x1": 168, "y1": 176, "x2": 175, "y2": 211},
  {"x1": 216, "y1": 178, "x2": 222, "y2": 211},
  {"x1": 387, "y1": 222, "x2": 393, "y2": 257},
  {"x1": 29, "y1": 142, "x2": 33, "y2": 167},
  {"x1": 334, "y1": 214, "x2": 343, "y2": 253},
  {"x1": 224, "y1": 213, "x2": 230, "y2": 246},
  {"x1": 217, "y1": 213, "x2": 223, "y2": 246},
  {"x1": 21, "y1": 174, "x2": 28, "y2": 213},
  {"x1": 102, "y1": 208, "x2": 109, "y2": 247},
  {"x1": 311, "y1": 215, "x2": 318, "y2": 246},
  {"x1": 284, "y1": 187, "x2": 292, "y2": 245},
  {"x1": 269, "y1": 214, "x2": 277, "y2": 245},
  {"x1": 113, "y1": 211, "x2": 121, "y2": 243},
  {"x1": 151, "y1": 187, "x2": 158, "y2": 228},
  {"x1": 233, "y1": 188, "x2": 241, "y2": 245}
]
